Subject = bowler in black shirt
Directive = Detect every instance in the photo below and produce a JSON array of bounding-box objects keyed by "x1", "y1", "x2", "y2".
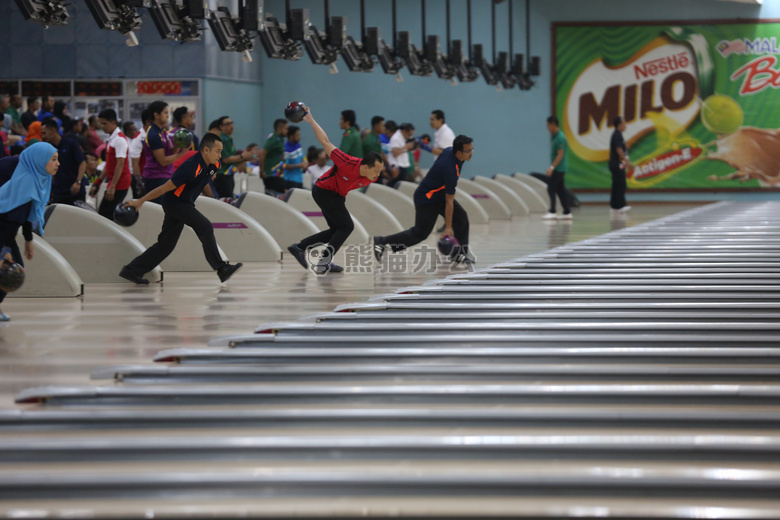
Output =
[
  {"x1": 609, "y1": 116, "x2": 631, "y2": 212},
  {"x1": 374, "y1": 135, "x2": 475, "y2": 264},
  {"x1": 118, "y1": 133, "x2": 243, "y2": 285}
]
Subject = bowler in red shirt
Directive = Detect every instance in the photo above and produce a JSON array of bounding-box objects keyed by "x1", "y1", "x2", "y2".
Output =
[{"x1": 287, "y1": 106, "x2": 384, "y2": 274}]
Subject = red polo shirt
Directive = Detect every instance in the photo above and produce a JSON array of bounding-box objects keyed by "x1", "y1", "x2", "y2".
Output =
[
  {"x1": 314, "y1": 148, "x2": 374, "y2": 197},
  {"x1": 105, "y1": 128, "x2": 132, "y2": 191}
]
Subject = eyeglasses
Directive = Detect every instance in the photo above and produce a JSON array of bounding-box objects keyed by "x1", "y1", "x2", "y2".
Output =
[{"x1": 222, "y1": 121, "x2": 234, "y2": 126}]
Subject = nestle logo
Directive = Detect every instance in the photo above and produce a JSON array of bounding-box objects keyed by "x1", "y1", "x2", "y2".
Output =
[{"x1": 634, "y1": 52, "x2": 690, "y2": 80}]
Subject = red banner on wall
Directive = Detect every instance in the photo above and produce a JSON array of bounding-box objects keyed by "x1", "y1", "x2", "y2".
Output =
[{"x1": 137, "y1": 81, "x2": 182, "y2": 95}]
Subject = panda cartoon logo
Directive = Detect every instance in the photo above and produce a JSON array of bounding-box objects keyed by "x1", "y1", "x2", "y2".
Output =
[{"x1": 305, "y1": 244, "x2": 333, "y2": 274}]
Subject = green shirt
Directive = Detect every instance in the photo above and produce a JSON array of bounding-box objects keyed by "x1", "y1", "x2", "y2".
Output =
[
  {"x1": 362, "y1": 132, "x2": 382, "y2": 158},
  {"x1": 550, "y1": 130, "x2": 568, "y2": 172},
  {"x1": 6, "y1": 106, "x2": 21, "y2": 126},
  {"x1": 218, "y1": 132, "x2": 236, "y2": 176},
  {"x1": 262, "y1": 133, "x2": 285, "y2": 175},
  {"x1": 340, "y1": 127, "x2": 363, "y2": 158}
]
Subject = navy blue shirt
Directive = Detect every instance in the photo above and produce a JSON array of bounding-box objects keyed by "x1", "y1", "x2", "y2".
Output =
[
  {"x1": 51, "y1": 136, "x2": 86, "y2": 199},
  {"x1": 413, "y1": 147, "x2": 464, "y2": 205},
  {"x1": 609, "y1": 129, "x2": 626, "y2": 171},
  {"x1": 162, "y1": 152, "x2": 219, "y2": 206}
]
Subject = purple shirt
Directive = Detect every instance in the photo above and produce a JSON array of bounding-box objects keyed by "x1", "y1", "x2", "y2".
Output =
[{"x1": 142, "y1": 123, "x2": 176, "y2": 179}]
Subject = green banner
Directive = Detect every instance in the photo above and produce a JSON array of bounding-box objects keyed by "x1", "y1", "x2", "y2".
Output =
[{"x1": 554, "y1": 21, "x2": 780, "y2": 189}]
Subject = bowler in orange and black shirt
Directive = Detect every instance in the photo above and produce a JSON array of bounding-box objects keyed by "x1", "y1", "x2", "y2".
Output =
[
  {"x1": 118, "y1": 133, "x2": 243, "y2": 285},
  {"x1": 373, "y1": 135, "x2": 475, "y2": 264}
]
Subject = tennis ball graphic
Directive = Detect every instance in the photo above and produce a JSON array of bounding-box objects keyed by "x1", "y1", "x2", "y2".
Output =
[{"x1": 700, "y1": 94, "x2": 743, "y2": 135}]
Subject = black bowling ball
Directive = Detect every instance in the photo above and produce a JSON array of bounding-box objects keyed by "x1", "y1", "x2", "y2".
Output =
[
  {"x1": 284, "y1": 101, "x2": 307, "y2": 123},
  {"x1": 114, "y1": 204, "x2": 139, "y2": 227},
  {"x1": 0, "y1": 261, "x2": 25, "y2": 293},
  {"x1": 437, "y1": 236, "x2": 460, "y2": 258}
]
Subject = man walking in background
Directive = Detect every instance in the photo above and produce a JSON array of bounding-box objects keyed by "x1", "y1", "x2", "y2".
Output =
[
  {"x1": 543, "y1": 116, "x2": 572, "y2": 220},
  {"x1": 609, "y1": 116, "x2": 631, "y2": 215}
]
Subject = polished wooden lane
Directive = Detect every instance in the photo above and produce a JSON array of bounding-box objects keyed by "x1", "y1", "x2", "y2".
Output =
[{"x1": 0, "y1": 203, "x2": 699, "y2": 407}]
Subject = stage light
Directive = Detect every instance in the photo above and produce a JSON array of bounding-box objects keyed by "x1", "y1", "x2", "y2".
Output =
[
  {"x1": 495, "y1": 51, "x2": 516, "y2": 90},
  {"x1": 529, "y1": 56, "x2": 541, "y2": 76},
  {"x1": 257, "y1": 15, "x2": 303, "y2": 60},
  {"x1": 511, "y1": 53, "x2": 535, "y2": 90},
  {"x1": 286, "y1": 8, "x2": 339, "y2": 66},
  {"x1": 448, "y1": 40, "x2": 478, "y2": 82},
  {"x1": 472, "y1": 44, "x2": 498, "y2": 86},
  {"x1": 397, "y1": 31, "x2": 432, "y2": 77},
  {"x1": 364, "y1": 27, "x2": 404, "y2": 75},
  {"x1": 303, "y1": 25, "x2": 340, "y2": 66},
  {"x1": 148, "y1": 0, "x2": 203, "y2": 43},
  {"x1": 341, "y1": 36, "x2": 373, "y2": 73},
  {"x1": 14, "y1": 0, "x2": 69, "y2": 27},
  {"x1": 84, "y1": 0, "x2": 142, "y2": 46},
  {"x1": 208, "y1": 6, "x2": 255, "y2": 55},
  {"x1": 425, "y1": 35, "x2": 455, "y2": 80}
]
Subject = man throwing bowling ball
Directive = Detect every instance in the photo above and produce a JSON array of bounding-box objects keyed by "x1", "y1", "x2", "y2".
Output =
[
  {"x1": 373, "y1": 135, "x2": 475, "y2": 264},
  {"x1": 118, "y1": 133, "x2": 243, "y2": 285},
  {"x1": 287, "y1": 105, "x2": 384, "y2": 274}
]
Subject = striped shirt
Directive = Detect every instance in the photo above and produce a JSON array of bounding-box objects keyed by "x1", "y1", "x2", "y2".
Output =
[{"x1": 283, "y1": 141, "x2": 305, "y2": 184}]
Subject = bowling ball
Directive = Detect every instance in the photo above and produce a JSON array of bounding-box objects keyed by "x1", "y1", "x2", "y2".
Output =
[
  {"x1": 437, "y1": 236, "x2": 460, "y2": 258},
  {"x1": 113, "y1": 204, "x2": 139, "y2": 227},
  {"x1": 0, "y1": 261, "x2": 25, "y2": 293},
  {"x1": 701, "y1": 94, "x2": 743, "y2": 135},
  {"x1": 173, "y1": 128, "x2": 194, "y2": 148},
  {"x1": 284, "y1": 101, "x2": 307, "y2": 123}
]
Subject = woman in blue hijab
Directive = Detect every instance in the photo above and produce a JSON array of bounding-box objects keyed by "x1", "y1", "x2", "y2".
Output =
[{"x1": 0, "y1": 142, "x2": 59, "y2": 321}]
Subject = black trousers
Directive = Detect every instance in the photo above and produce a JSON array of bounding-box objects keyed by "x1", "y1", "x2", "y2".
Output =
[
  {"x1": 547, "y1": 170, "x2": 571, "y2": 214},
  {"x1": 263, "y1": 176, "x2": 286, "y2": 193},
  {"x1": 378, "y1": 198, "x2": 469, "y2": 252},
  {"x1": 98, "y1": 189, "x2": 129, "y2": 220},
  {"x1": 297, "y1": 185, "x2": 354, "y2": 257},
  {"x1": 610, "y1": 165, "x2": 627, "y2": 209},
  {"x1": 125, "y1": 202, "x2": 226, "y2": 276},
  {"x1": 131, "y1": 175, "x2": 146, "y2": 199},
  {"x1": 213, "y1": 174, "x2": 235, "y2": 199}
]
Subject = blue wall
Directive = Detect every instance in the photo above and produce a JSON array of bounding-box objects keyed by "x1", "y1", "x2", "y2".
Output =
[
  {"x1": 259, "y1": 0, "x2": 765, "y2": 177},
  {"x1": 2, "y1": 0, "x2": 774, "y2": 174}
]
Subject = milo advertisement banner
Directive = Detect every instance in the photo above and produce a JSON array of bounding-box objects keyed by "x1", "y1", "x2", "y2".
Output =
[{"x1": 554, "y1": 20, "x2": 780, "y2": 189}]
